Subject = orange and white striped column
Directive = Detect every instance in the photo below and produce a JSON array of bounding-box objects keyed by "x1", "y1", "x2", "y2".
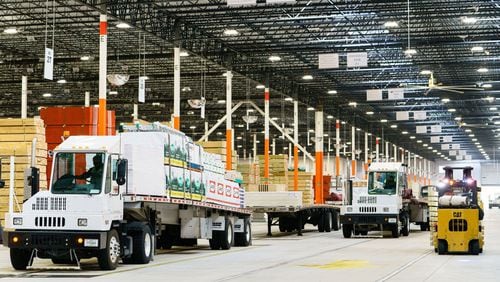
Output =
[
  {"x1": 351, "y1": 126, "x2": 356, "y2": 178},
  {"x1": 375, "y1": 137, "x2": 380, "y2": 162},
  {"x1": 98, "y1": 14, "x2": 108, "y2": 135},
  {"x1": 315, "y1": 109, "x2": 324, "y2": 204},
  {"x1": 225, "y1": 70, "x2": 233, "y2": 170},
  {"x1": 173, "y1": 47, "x2": 181, "y2": 130},
  {"x1": 364, "y1": 132, "x2": 368, "y2": 179},
  {"x1": 335, "y1": 120, "x2": 341, "y2": 178},
  {"x1": 293, "y1": 100, "x2": 299, "y2": 192},
  {"x1": 264, "y1": 87, "x2": 270, "y2": 184}
]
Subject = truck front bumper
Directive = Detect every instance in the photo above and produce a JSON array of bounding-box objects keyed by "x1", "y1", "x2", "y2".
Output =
[
  {"x1": 341, "y1": 214, "x2": 399, "y2": 225},
  {"x1": 2, "y1": 230, "x2": 107, "y2": 250}
]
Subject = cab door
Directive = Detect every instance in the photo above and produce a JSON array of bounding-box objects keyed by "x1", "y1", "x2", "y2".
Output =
[{"x1": 104, "y1": 154, "x2": 123, "y2": 220}]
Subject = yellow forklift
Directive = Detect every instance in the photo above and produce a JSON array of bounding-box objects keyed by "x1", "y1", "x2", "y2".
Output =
[{"x1": 434, "y1": 167, "x2": 484, "y2": 255}]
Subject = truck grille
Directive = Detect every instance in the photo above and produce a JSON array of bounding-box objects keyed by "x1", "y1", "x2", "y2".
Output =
[
  {"x1": 35, "y1": 216, "x2": 66, "y2": 227},
  {"x1": 31, "y1": 234, "x2": 69, "y2": 247},
  {"x1": 359, "y1": 206, "x2": 377, "y2": 213},
  {"x1": 32, "y1": 197, "x2": 67, "y2": 211}
]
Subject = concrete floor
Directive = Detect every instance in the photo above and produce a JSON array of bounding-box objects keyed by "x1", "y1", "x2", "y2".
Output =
[{"x1": 0, "y1": 210, "x2": 498, "y2": 281}]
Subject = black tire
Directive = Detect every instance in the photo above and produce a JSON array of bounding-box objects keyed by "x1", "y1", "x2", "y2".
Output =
[
  {"x1": 209, "y1": 231, "x2": 221, "y2": 250},
  {"x1": 234, "y1": 218, "x2": 252, "y2": 247},
  {"x1": 342, "y1": 224, "x2": 353, "y2": 238},
  {"x1": 470, "y1": 240, "x2": 480, "y2": 255},
  {"x1": 123, "y1": 224, "x2": 153, "y2": 264},
  {"x1": 360, "y1": 231, "x2": 368, "y2": 236},
  {"x1": 324, "y1": 212, "x2": 332, "y2": 232},
  {"x1": 391, "y1": 224, "x2": 400, "y2": 238},
  {"x1": 331, "y1": 211, "x2": 341, "y2": 231},
  {"x1": 10, "y1": 248, "x2": 31, "y2": 270},
  {"x1": 219, "y1": 219, "x2": 234, "y2": 250},
  {"x1": 98, "y1": 229, "x2": 120, "y2": 270},
  {"x1": 402, "y1": 215, "x2": 410, "y2": 237},
  {"x1": 318, "y1": 213, "x2": 325, "y2": 233},
  {"x1": 279, "y1": 217, "x2": 287, "y2": 232},
  {"x1": 438, "y1": 240, "x2": 447, "y2": 255}
]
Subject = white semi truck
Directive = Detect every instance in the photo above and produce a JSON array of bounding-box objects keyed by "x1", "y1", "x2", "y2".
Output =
[
  {"x1": 340, "y1": 162, "x2": 413, "y2": 238},
  {"x1": 2, "y1": 125, "x2": 251, "y2": 270}
]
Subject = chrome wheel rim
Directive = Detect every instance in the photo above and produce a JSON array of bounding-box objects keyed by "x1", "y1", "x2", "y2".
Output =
[
  {"x1": 109, "y1": 236, "x2": 120, "y2": 263},
  {"x1": 227, "y1": 224, "x2": 233, "y2": 244},
  {"x1": 144, "y1": 233, "x2": 152, "y2": 258},
  {"x1": 245, "y1": 222, "x2": 251, "y2": 242}
]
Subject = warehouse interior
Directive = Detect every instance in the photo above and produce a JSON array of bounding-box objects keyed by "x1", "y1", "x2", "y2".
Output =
[{"x1": 0, "y1": 0, "x2": 499, "y2": 280}]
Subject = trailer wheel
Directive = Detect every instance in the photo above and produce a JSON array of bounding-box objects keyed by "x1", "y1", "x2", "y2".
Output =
[
  {"x1": 123, "y1": 224, "x2": 153, "y2": 264},
  {"x1": 402, "y1": 214, "x2": 410, "y2": 237},
  {"x1": 438, "y1": 240, "x2": 447, "y2": 255},
  {"x1": 234, "y1": 218, "x2": 252, "y2": 247},
  {"x1": 209, "y1": 232, "x2": 221, "y2": 250},
  {"x1": 318, "y1": 212, "x2": 325, "y2": 232},
  {"x1": 342, "y1": 224, "x2": 353, "y2": 238},
  {"x1": 331, "y1": 211, "x2": 341, "y2": 231},
  {"x1": 10, "y1": 248, "x2": 31, "y2": 270},
  {"x1": 98, "y1": 229, "x2": 120, "y2": 270},
  {"x1": 219, "y1": 219, "x2": 234, "y2": 250},
  {"x1": 278, "y1": 217, "x2": 287, "y2": 232},
  {"x1": 469, "y1": 240, "x2": 480, "y2": 255},
  {"x1": 324, "y1": 212, "x2": 332, "y2": 232}
]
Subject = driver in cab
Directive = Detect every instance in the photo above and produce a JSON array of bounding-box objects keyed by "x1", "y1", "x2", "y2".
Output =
[
  {"x1": 384, "y1": 175, "x2": 397, "y2": 190},
  {"x1": 76, "y1": 154, "x2": 104, "y2": 186}
]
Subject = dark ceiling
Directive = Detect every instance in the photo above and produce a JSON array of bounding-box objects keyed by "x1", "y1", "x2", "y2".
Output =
[{"x1": 0, "y1": 0, "x2": 499, "y2": 162}]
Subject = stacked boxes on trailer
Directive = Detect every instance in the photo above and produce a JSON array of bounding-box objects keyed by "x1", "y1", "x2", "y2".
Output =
[{"x1": 3, "y1": 122, "x2": 250, "y2": 271}]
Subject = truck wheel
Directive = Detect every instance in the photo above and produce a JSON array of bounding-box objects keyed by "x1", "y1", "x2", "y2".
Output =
[
  {"x1": 391, "y1": 224, "x2": 400, "y2": 238},
  {"x1": 469, "y1": 240, "x2": 480, "y2": 255},
  {"x1": 10, "y1": 248, "x2": 32, "y2": 270},
  {"x1": 279, "y1": 217, "x2": 287, "y2": 232},
  {"x1": 219, "y1": 219, "x2": 234, "y2": 250},
  {"x1": 438, "y1": 240, "x2": 447, "y2": 255},
  {"x1": 331, "y1": 211, "x2": 341, "y2": 231},
  {"x1": 209, "y1": 232, "x2": 221, "y2": 250},
  {"x1": 324, "y1": 212, "x2": 332, "y2": 232},
  {"x1": 318, "y1": 213, "x2": 325, "y2": 232},
  {"x1": 98, "y1": 229, "x2": 120, "y2": 270},
  {"x1": 402, "y1": 215, "x2": 410, "y2": 237},
  {"x1": 342, "y1": 224, "x2": 353, "y2": 238},
  {"x1": 234, "y1": 218, "x2": 252, "y2": 247},
  {"x1": 124, "y1": 224, "x2": 153, "y2": 264}
]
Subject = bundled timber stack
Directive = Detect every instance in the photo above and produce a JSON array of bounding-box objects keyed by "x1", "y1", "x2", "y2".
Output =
[
  {"x1": 258, "y1": 154, "x2": 288, "y2": 184},
  {"x1": 287, "y1": 171, "x2": 314, "y2": 205},
  {"x1": 197, "y1": 141, "x2": 237, "y2": 170},
  {"x1": 238, "y1": 161, "x2": 260, "y2": 186},
  {"x1": 0, "y1": 118, "x2": 48, "y2": 225}
]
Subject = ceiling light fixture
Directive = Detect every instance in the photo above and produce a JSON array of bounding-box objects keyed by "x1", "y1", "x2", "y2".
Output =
[
  {"x1": 327, "y1": 115, "x2": 334, "y2": 119},
  {"x1": 420, "y1": 70, "x2": 432, "y2": 75},
  {"x1": 477, "y1": 68, "x2": 489, "y2": 73},
  {"x1": 302, "y1": 74, "x2": 313, "y2": 80},
  {"x1": 384, "y1": 21, "x2": 399, "y2": 28},
  {"x1": 57, "y1": 79, "x2": 67, "y2": 84},
  {"x1": 223, "y1": 29, "x2": 239, "y2": 36},
  {"x1": 465, "y1": 129, "x2": 472, "y2": 132},
  {"x1": 284, "y1": 97, "x2": 293, "y2": 102},
  {"x1": 180, "y1": 51, "x2": 190, "y2": 57},
  {"x1": 80, "y1": 56, "x2": 90, "y2": 61},
  {"x1": 116, "y1": 22, "x2": 131, "y2": 29},
  {"x1": 482, "y1": 83, "x2": 492, "y2": 89},
  {"x1": 3, "y1": 27, "x2": 18, "y2": 34},
  {"x1": 404, "y1": 48, "x2": 417, "y2": 56},
  {"x1": 390, "y1": 125, "x2": 397, "y2": 128},
  {"x1": 268, "y1": 55, "x2": 281, "y2": 62},
  {"x1": 380, "y1": 119, "x2": 388, "y2": 123},
  {"x1": 471, "y1": 46, "x2": 484, "y2": 53},
  {"x1": 489, "y1": 107, "x2": 498, "y2": 111},
  {"x1": 328, "y1": 90, "x2": 337, "y2": 95},
  {"x1": 461, "y1": 16, "x2": 478, "y2": 24},
  {"x1": 348, "y1": 102, "x2": 357, "y2": 107},
  {"x1": 307, "y1": 107, "x2": 315, "y2": 111},
  {"x1": 448, "y1": 108, "x2": 456, "y2": 112},
  {"x1": 366, "y1": 111, "x2": 374, "y2": 115},
  {"x1": 402, "y1": 131, "x2": 408, "y2": 134},
  {"x1": 42, "y1": 93, "x2": 52, "y2": 98},
  {"x1": 256, "y1": 84, "x2": 265, "y2": 89},
  {"x1": 442, "y1": 98, "x2": 450, "y2": 103},
  {"x1": 217, "y1": 100, "x2": 226, "y2": 104}
]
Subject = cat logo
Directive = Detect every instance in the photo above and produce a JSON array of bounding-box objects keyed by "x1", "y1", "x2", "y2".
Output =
[{"x1": 453, "y1": 211, "x2": 462, "y2": 218}]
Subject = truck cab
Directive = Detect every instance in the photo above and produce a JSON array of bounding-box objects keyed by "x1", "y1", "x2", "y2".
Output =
[
  {"x1": 341, "y1": 162, "x2": 411, "y2": 238},
  {"x1": 3, "y1": 136, "x2": 131, "y2": 270}
]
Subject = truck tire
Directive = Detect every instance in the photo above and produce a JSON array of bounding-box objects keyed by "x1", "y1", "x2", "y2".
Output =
[
  {"x1": 234, "y1": 218, "x2": 252, "y2": 247},
  {"x1": 331, "y1": 211, "x2": 341, "y2": 231},
  {"x1": 98, "y1": 229, "x2": 120, "y2": 270},
  {"x1": 279, "y1": 217, "x2": 287, "y2": 232},
  {"x1": 10, "y1": 248, "x2": 31, "y2": 270},
  {"x1": 209, "y1": 232, "x2": 221, "y2": 250},
  {"x1": 391, "y1": 224, "x2": 400, "y2": 238},
  {"x1": 123, "y1": 224, "x2": 153, "y2": 264},
  {"x1": 469, "y1": 240, "x2": 480, "y2": 255},
  {"x1": 324, "y1": 212, "x2": 332, "y2": 232},
  {"x1": 438, "y1": 240, "x2": 447, "y2": 255},
  {"x1": 318, "y1": 213, "x2": 325, "y2": 233},
  {"x1": 219, "y1": 219, "x2": 234, "y2": 250},
  {"x1": 342, "y1": 224, "x2": 353, "y2": 238},
  {"x1": 402, "y1": 215, "x2": 410, "y2": 237}
]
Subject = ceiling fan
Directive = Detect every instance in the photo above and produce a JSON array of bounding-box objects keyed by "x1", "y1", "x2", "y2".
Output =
[{"x1": 409, "y1": 72, "x2": 483, "y2": 95}]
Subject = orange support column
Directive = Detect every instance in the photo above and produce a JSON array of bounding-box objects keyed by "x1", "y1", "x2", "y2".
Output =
[
  {"x1": 225, "y1": 70, "x2": 233, "y2": 170},
  {"x1": 98, "y1": 14, "x2": 108, "y2": 135},
  {"x1": 264, "y1": 88, "x2": 270, "y2": 183},
  {"x1": 293, "y1": 100, "x2": 299, "y2": 192},
  {"x1": 335, "y1": 120, "x2": 341, "y2": 177},
  {"x1": 315, "y1": 109, "x2": 324, "y2": 204},
  {"x1": 351, "y1": 126, "x2": 356, "y2": 178},
  {"x1": 173, "y1": 47, "x2": 181, "y2": 130},
  {"x1": 364, "y1": 132, "x2": 368, "y2": 179}
]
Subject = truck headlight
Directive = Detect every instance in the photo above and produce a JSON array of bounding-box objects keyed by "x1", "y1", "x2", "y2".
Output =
[
  {"x1": 77, "y1": 218, "x2": 88, "y2": 226},
  {"x1": 13, "y1": 217, "x2": 23, "y2": 225}
]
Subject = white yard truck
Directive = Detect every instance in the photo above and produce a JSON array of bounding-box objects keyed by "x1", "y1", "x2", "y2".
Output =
[
  {"x1": 340, "y1": 162, "x2": 412, "y2": 238},
  {"x1": 2, "y1": 125, "x2": 251, "y2": 270}
]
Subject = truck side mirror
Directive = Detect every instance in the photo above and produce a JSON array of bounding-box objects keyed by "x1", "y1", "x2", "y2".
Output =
[{"x1": 116, "y1": 159, "x2": 128, "y2": 186}]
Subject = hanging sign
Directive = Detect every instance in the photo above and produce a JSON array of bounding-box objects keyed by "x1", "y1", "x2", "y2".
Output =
[
  {"x1": 227, "y1": 0, "x2": 256, "y2": 6},
  {"x1": 430, "y1": 125, "x2": 442, "y2": 133},
  {"x1": 443, "y1": 136, "x2": 453, "y2": 143},
  {"x1": 430, "y1": 136, "x2": 440, "y2": 143},
  {"x1": 347, "y1": 52, "x2": 368, "y2": 68},
  {"x1": 318, "y1": 53, "x2": 339, "y2": 69},
  {"x1": 388, "y1": 88, "x2": 405, "y2": 100},
  {"x1": 413, "y1": 111, "x2": 427, "y2": 120},
  {"x1": 441, "y1": 144, "x2": 451, "y2": 150},
  {"x1": 416, "y1": 126, "x2": 427, "y2": 134},
  {"x1": 451, "y1": 144, "x2": 461, "y2": 150},
  {"x1": 138, "y1": 76, "x2": 146, "y2": 103},
  {"x1": 367, "y1": 89, "x2": 383, "y2": 101},
  {"x1": 44, "y1": 47, "x2": 54, "y2": 80}
]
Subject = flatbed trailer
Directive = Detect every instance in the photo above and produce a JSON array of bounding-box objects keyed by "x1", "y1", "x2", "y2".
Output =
[{"x1": 249, "y1": 203, "x2": 341, "y2": 236}]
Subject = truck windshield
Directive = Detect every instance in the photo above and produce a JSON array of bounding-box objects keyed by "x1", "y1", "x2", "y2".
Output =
[
  {"x1": 51, "y1": 152, "x2": 105, "y2": 194},
  {"x1": 368, "y1": 171, "x2": 397, "y2": 195}
]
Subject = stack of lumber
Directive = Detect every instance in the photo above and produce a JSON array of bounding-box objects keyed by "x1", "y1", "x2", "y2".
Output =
[
  {"x1": 238, "y1": 161, "x2": 260, "y2": 185},
  {"x1": 258, "y1": 154, "x2": 288, "y2": 184},
  {"x1": 197, "y1": 141, "x2": 237, "y2": 170},
  {"x1": 246, "y1": 183, "x2": 286, "y2": 192},
  {"x1": 287, "y1": 171, "x2": 314, "y2": 205},
  {"x1": 429, "y1": 186, "x2": 438, "y2": 247},
  {"x1": 0, "y1": 118, "x2": 48, "y2": 225}
]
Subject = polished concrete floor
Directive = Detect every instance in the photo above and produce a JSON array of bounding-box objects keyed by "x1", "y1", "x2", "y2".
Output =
[{"x1": 0, "y1": 209, "x2": 498, "y2": 281}]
